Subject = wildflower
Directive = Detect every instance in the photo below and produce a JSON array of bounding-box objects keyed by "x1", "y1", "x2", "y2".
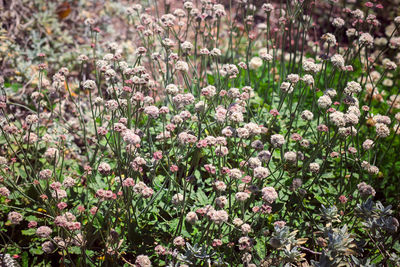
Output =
[
  {"x1": 160, "y1": 14, "x2": 176, "y2": 27},
  {"x1": 317, "y1": 124, "x2": 329, "y2": 132},
  {"x1": 175, "y1": 61, "x2": 189, "y2": 72},
  {"x1": 262, "y1": 3, "x2": 274, "y2": 12},
  {"x1": 383, "y1": 79, "x2": 393, "y2": 87},
  {"x1": 210, "y1": 210, "x2": 228, "y2": 224},
  {"x1": 77, "y1": 206, "x2": 85, "y2": 213},
  {"x1": 104, "y1": 69, "x2": 116, "y2": 80},
  {"x1": 98, "y1": 162, "x2": 111, "y2": 175},
  {"x1": 284, "y1": 151, "x2": 297, "y2": 163},
  {"x1": 270, "y1": 134, "x2": 285, "y2": 148},
  {"x1": 144, "y1": 106, "x2": 159, "y2": 118},
  {"x1": 216, "y1": 196, "x2": 227, "y2": 208},
  {"x1": 201, "y1": 85, "x2": 216, "y2": 98},
  {"x1": 236, "y1": 192, "x2": 250, "y2": 202},
  {"x1": 215, "y1": 146, "x2": 229, "y2": 156},
  {"x1": 238, "y1": 236, "x2": 252, "y2": 250},
  {"x1": 300, "y1": 139, "x2": 310, "y2": 148},
  {"x1": 301, "y1": 110, "x2": 314, "y2": 121},
  {"x1": 345, "y1": 112, "x2": 359, "y2": 126},
  {"x1": 302, "y1": 74, "x2": 314, "y2": 85},
  {"x1": 153, "y1": 151, "x2": 162, "y2": 160},
  {"x1": 135, "y1": 255, "x2": 151, "y2": 267},
  {"x1": 210, "y1": 48, "x2": 221, "y2": 56},
  {"x1": 50, "y1": 182, "x2": 62, "y2": 191},
  {"x1": 303, "y1": 59, "x2": 320, "y2": 73},
  {"x1": 77, "y1": 54, "x2": 89, "y2": 62},
  {"x1": 211, "y1": 239, "x2": 222, "y2": 248},
  {"x1": 366, "y1": 164, "x2": 379, "y2": 175},
  {"x1": 42, "y1": 241, "x2": 55, "y2": 254},
  {"x1": 200, "y1": 48, "x2": 210, "y2": 55},
  {"x1": 317, "y1": 95, "x2": 332, "y2": 109},
  {"x1": 25, "y1": 114, "x2": 39, "y2": 125},
  {"x1": 259, "y1": 48, "x2": 273, "y2": 61},
  {"x1": 249, "y1": 57, "x2": 263, "y2": 69},
  {"x1": 122, "y1": 130, "x2": 141, "y2": 145},
  {"x1": 344, "y1": 81, "x2": 362, "y2": 95},
  {"x1": 254, "y1": 167, "x2": 270, "y2": 179},
  {"x1": 338, "y1": 195, "x2": 348, "y2": 204},
  {"x1": 165, "y1": 84, "x2": 179, "y2": 95},
  {"x1": 213, "y1": 4, "x2": 226, "y2": 17},
  {"x1": 39, "y1": 169, "x2": 52, "y2": 180},
  {"x1": 96, "y1": 189, "x2": 116, "y2": 201},
  {"x1": 87, "y1": 207, "x2": 97, "y2": 216},
  {"x1": 105, "y1": 100, "x2": 119, "y2": 111},
  {"x1": 0, "y1": 187, "x2": 10, "y2": 197},
  {"x1": 173, "y1": 93, "x2": 195, "y2": 108},
  {"x1": 384, "y1": 60, "x2": 397, "y2": 70},
  {"x1": 36, "y1": 226, "x2": 52, "y2": 238},
  {"x1": 261, "y1": 187, "x2": 278, "y2": 203},
  {"x1": 290, "y1": 178, "x2": 302, "y2": 191},
  {"x1": 171, "y1": 193, "x2": 184, "y2": 205},
  {"x1": 332, "y1": 17, "x2": 345, "y2": 28},
  {"x1": 375, "y1": 123, "x2": 390, "y2": 138},
  {"x1": 180, "y1": 1, "x2": 193, "y2": 10},
  {"x1": 331, "y1": 54, "x2": 345, "y2": 68},
  {"x1": 221, "y1": 64, "x2": 239, "y2": 78},
  {"x1": 250, "y1": 140, "x2": 263, "y2": 151},
  {"x1": 173, "y1": 236, "x2": 185, "y2": 247},
  {"x1": 321, "y1": 33, "x2": 337, "y2": 45},
  {"x1": 191, "y1": 101, "x2": 205, "y2": 114},
  {"x1": 258, "y1": 150, "x2": 271, "y2": 162},
  {"x1": 121, "y1": 178, "x2": 135, "y2": 187},
  {"x1": 280, "y1": 82, "x2": 294, "y2": 93},
  {"x1": 241, "y1": 223, "x2": 252, "y2": 234},
  {"x1": 357, "y1": 182, "x2": 376, "y2": 197},
  {"x1": 186, "y1": 212, "x2": 198, "y2": 224},
  {"x1": 231, "y1": 219, "x2": 244, "y2": 229},
  {"x1": 236, "y1": 128, "x2": 249, "y2": 138},
  {"x1": 155, "y1": 245, "x2": 167, "y2": 255},
  {"x1": 373, "y1": 115, "x2": 391, "y2": 125},
  {"x1": 345, "y1": 28, "x2": 357, "y2": 39},
  {"x1": 351, "y1": 9, "x2": 364, "y2": 19},
  {"x1": 44, "y1": 148, "x2": 59, "y2": 162},
  {"x1": 227, "y1": 88, "x2": 240, "y2": 99},
  {"x1": 178, "y1": 131, "x2": 197, "y2": 144},
  {"x1": 97, "y1": 127, "x2": 108, "y2": 136},
  {"x1": 330, "y1": 111, "x2": 346, "y2": 127},
  {"x1": 52, "y1": 189, "x2": 67, "y2": 200},
  {"x1": 8, "y1": 211, "x2": 23, "y2": 225},
  {"x1": 23, "y1": 133, "x2": 38, "y2": 144},
  {"x1": 359, "y1": 33, "x2": 374, "y2": 47},
  {"x1": 4, "y1": 124, "x2": 18, "y2": 134},
  {"x1": 214, "y1": 181, "x2": 227, "y2": 191},
  {"x1": 309, "y1": 162, "x2": 320, "y2": 173}
]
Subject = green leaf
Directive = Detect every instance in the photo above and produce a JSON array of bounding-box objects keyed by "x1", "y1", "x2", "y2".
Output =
[
  {"x1": 29, "y1": 247, "x2": 44, "y2": 255},
  {"x1": 196, "y1": 189, "x2": 208, "y2": 206},
  {"x1": 21, "y1": 252, "x2": 29, "y2": 267},
  {"x1": 25, "y1": 215, "x2": 37, "y2": 222},
  {"x1": 6, "y1": 83, "x2": 23, "y2": 92},
  {"x1": 68, "y1": 246, "x2": 82, "y2": 254},
  {"x1": 21, "y1": 228, "x2": 36, "y2": 236},
  {"x1": 314, "y1": 193, "x2": 326, "y2": 205}
]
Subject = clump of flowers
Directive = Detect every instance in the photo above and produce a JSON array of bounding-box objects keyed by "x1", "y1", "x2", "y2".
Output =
[{"x1": 1, "y1": 0, "x2": 400, "y2": 266}]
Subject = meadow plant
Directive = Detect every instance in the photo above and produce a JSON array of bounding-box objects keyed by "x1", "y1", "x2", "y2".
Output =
[{"x1": 1, "y1": 0, "x2": 400, "y2": 266}]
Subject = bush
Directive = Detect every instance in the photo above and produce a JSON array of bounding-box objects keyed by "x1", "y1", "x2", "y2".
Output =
[{"x1": 1, "y1": 0, "x2": 400, "y2": 266}]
